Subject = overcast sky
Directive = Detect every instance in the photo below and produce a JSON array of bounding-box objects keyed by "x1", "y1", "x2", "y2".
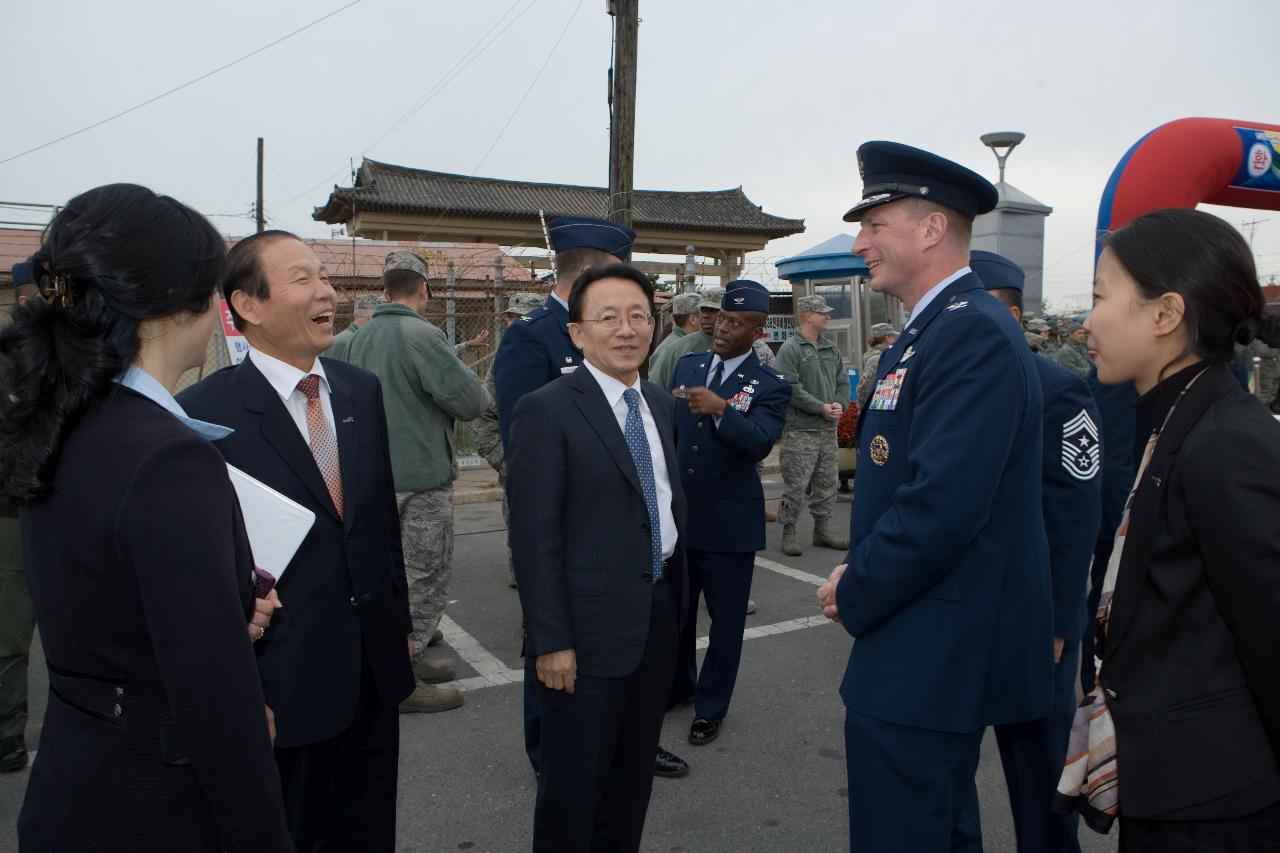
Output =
[{"x1": 3, "y1": 0, "x2": 1277, "y2": 306}]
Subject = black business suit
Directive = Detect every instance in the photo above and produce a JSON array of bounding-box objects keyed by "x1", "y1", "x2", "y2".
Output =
[
  {"x1": 17, "y1": 388, "x2": 291, "y2": 852},
  {"x1": 508, "y1": 364, "x2": 687, "y2": 853},
  {"x1": 1100, "y1": 362, "x2": 1280, "y2": 847},
  {"x1": 179, "y1": 356, "x2": 415, "y2": 852}
]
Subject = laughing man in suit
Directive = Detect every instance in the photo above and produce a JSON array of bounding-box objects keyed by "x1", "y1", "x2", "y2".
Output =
[{"x1": 179, "y1": 231, "x2": 415, "y2": 852}]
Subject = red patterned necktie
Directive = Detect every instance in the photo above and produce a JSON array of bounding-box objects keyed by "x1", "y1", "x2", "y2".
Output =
[{"x1": 297, "y1": 374, "x2": 344, "y2": 519}]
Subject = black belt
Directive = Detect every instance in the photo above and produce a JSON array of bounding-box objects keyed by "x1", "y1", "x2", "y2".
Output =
[{"x1": 642, "y1": 557, "x2": 675, "y2": 583}]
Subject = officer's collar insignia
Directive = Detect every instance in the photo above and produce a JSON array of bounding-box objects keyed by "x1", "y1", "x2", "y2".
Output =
[
  {"x1": 901, "y1": 345, "x2": 916, "y2": 362},
  {"x1": 909, "y1": 328, "x2": 919, "y2": 335},
  {"x1": 736, "y1": 373, "x2": 745, "y2": 379},
  {"x1": 945, "y1": 300, "x2": 969, "y2": 311},
  {"x1": 869, "y1": 435, "x2": 890, "y2": 466}
]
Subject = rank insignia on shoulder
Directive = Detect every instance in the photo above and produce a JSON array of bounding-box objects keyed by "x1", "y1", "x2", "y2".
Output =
[
  {"x1": 1061, "y1": 409, "x2": 1100, "y2": 481},
  {"x1": 521, "y1": 316, "x2": 533, "y2": 322},
  {"x1": 945, "y1": 300, "x2": 969, "y2": 311},
  {"x1": 869, "y1": 435, "x2": 890, "y2": 466}
]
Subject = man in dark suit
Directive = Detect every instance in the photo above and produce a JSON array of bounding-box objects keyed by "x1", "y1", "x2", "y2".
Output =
[
  {"x1": 179, "y1": 231, "x2": 415, "y2": 853},
  {"x1": 667, "y1": 280, "x2": 790, "y2": 746},
  {"x1": 817, "y1": 143, "x2": 1054, "y2": 851},
  {"x1": 507, "y1": 263, "x2": 687, "y2": 853},
  {"x1": 974, "y1": 250, "x2": 1102, "y2": 853}
]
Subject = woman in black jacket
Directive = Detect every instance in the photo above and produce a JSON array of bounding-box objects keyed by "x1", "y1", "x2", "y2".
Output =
[
  {"x1": 1057, "y1": 207, "x2": 1280, "y2": 851},
  {"x1": 0, "y1": 184, "x2": 292, "y2": 852}
]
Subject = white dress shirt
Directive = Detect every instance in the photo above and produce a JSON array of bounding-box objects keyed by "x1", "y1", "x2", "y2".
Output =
[
  {"x1": 905, "y1": 265, "x2": 972, "y2": 323},
  {"x1": 248, "y1": 349, "x2": 336, "y2": 441},
  {"x1": 581, "y1": 359, "x2": 677, "y2": 560}
]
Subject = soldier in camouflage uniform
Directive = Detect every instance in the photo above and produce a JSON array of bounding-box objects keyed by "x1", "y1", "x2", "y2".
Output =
[
  {"x1": 349, "y1": 250, "x2": 490, "y2": 713},
  {"x1": 323, "y1": 294, "x2": 380, "y2": 361},
  {"x1": 1025, "y1": 316, "x2": 1054, "y2": 355},
  {"x1": 472, "y1": 293, "x2": 545, "y2": 586},
  {"x1": 1242, "y1": 337, "x2": 1280, "y2": 411},
  {"x1": 855, "y1": 322, "x2": 899, "y2": 409},
  {"x1": 773, "y1": 294, "x2": 849, "y2": 556},
  {"x1": 1051, "y1": 319, "x2": 1092, "y2": 379},
  {"x1": 647, "y1": 291, "x2": 701, "y2": 385},
  {"x1": 648, "y1": 289, "x2": 722, "y2": 390}
]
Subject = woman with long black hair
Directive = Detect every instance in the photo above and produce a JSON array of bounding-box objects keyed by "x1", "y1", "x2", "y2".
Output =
[
  {"x1": 0, "y1": 184, "x2": 291, "y2": 851},
  {"x1": 1056, "y1": 207, "x2": 1280, "y2": 851}
]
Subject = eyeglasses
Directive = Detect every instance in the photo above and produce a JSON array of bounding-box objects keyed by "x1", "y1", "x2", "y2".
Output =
[{"x1": 579, "y1": 312, "x2": 654, "y2": 330}]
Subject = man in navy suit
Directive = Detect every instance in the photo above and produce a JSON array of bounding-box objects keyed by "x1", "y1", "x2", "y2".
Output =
[
  {"x1": 507, "y1": 263, "x2": 687, "y2": 852},
  {"x1": 817, "y1": 143, "x2": 1054, "y2": 851},
  {"x1": 667, "y1": 280, "x2": 790, "y2": 747},
  {"x1": 179, "y1": 231, "x2": 415, "y2": 853},
  {"x1": 973, "y1": 250, "x2": 1102, "y2": 853}
]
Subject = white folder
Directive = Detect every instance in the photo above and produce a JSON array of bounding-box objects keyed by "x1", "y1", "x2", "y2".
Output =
[{"x1": 226, "y1": 464, "x2": 316, "y2": 582}]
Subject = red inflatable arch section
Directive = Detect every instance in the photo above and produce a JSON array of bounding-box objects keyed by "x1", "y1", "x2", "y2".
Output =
[{"x1": 1097, "y1": 117, "x2": 1280, "y2": 242}]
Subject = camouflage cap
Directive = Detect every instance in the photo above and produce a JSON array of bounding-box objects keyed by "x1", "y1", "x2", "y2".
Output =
[
  {"x1": 503, "y1": 292, "x2": 544, "y2": 316},
  {"x1": 383, "y1": 250, "x2": 428, "y2": 279},
  {"x1": 697, "y1": 287, "x2": 724, "y2": 310},
  {"x1": 869, "y1": 322, "x2": 898, "y2": 337},
  {"x1": 1024, "y1": 331, "x2": 1042, "y2": 349},
  {"x1": 1025, "y1": 317, "x2": 1051, "y2": 332},
  {"x1": 1064, "y1": 319, "x2": 1085, "y2": 333},
  {"x1": 796, "y1": 294, "x2": 834, "y2": 314},
  {"x1": 670, "y1": 292, "x2": 701, "y2": 315},
  {"x1": 354, "y1": 294, "x2": 381, "y2": 310}
]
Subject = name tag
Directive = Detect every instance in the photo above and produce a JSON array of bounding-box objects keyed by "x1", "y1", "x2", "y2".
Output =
[
  {"x1": 869, "y1": 368, "x2": 907, "y2": 411},
  {"x1": 560, "y1": 365, "x2": 578, "y2": 374}
]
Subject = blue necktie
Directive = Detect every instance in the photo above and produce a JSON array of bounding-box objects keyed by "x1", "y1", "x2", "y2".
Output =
[
  {"x1": 708, "y1": 359, "x2": 724, "y2": 392},
  {"x1": 622, "y1": 388, "x2": 662, "y2": 583}
]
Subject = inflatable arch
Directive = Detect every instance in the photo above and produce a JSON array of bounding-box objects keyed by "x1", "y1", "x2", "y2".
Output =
[{"x1": 1097, "y1": 117, "x2": 1280, "y2": 251}]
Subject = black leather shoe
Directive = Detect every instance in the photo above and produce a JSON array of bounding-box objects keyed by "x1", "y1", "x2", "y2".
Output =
[
  {"x1": 0, "y1": 735, "x2": 27, "y2": 773},
  {"x1": 653, "y1": 746, "x2": 689, "y2": 778},
  {"x1": 688, "y1": 717, "x2": 722, "y2": 746}
]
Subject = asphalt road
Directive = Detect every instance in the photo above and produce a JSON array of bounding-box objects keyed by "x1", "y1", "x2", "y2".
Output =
[{"x1": 0, "y1": 481, "x2": 1118, "y2": 852}]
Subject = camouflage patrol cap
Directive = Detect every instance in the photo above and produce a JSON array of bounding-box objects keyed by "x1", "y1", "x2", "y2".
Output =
[
  {"x1": 383, "y1": 250, "x2": 428, "y2": 280},
  {"x1": 697, "y1": 288, "x2": 724, "y2": 310},
  {"x1": 503, "y1": 292, "x2": 544, "y2": 316},
  {"x1": 869, "y1": 322, "x2": 899, "y2": 337},
  {"x1": 796, "y1": 294, "x2": 834, "y2": 314},
  {"x1": 1064, "y1": 319, "x2": 1085, "y2": 333},
  {"x1": 1025, "y1": 317, "x2": 1051, "y2": 332},
  {"x1": 354, "y1": 294, "x2": 381, "y2": 310},
  {"x1": 670, "y1": 292, "x2": 700, "y2": 315}
]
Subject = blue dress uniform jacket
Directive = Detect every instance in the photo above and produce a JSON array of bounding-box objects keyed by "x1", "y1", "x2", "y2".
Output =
[
  {"x1": 1035, "y1": 356, "x2": 1102, "y2": 643},
  {"x1": 179, "y1": 357, "x2": 416, "y2": 748},
  {"x1": 669, "y1": 350, "x2": 791, "y2": 552},
  {"x1": 17, "y1": 389, "x2": 291, "y2": 852},
  {"x1": 834, "y1": 273, "x2": 1054, "y2": 732},
  {"x1": 493, "y1": 297, "x2": 581, "y2": 450}
]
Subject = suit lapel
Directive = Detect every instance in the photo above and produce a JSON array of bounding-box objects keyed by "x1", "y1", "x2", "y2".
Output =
[
  {"x1": 1103, "y1": 365, "x2": 1237, "y2": 658},
  {"x1": 326, "y1": 364, "x2": 359, "y2": 532},
  {"x1": 570, "y1": 366, "x2": 645, "y2": 499},
  {"x1": 237, "y1": 358, "x2": 342, "y2": 522},
  {"x1": 716, "y1": 351, "x2": 760, "y2": 401}
]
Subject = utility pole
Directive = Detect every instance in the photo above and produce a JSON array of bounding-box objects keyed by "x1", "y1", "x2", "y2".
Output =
[
  {"x1": 255, "y1": 137, "x2": 265, "y2": 234},
  {"x1": 606, "y1": 0, "x2": 638, "y2": 229},
  {"x1": 1241, "y1": 217, "x2": 1267, "y2": 250}
]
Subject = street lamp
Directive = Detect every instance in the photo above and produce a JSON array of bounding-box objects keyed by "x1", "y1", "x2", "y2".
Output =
[{"x1": 980, "y1": 131, "x2": 1026, "y2": 187}]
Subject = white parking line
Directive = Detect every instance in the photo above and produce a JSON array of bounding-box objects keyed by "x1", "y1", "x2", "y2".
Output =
[
  {"x1": 753, "y1": 555, "x2": 829, "y2": 586},
  {"x1": 437, "y1": 556, "x2": 836, "y2": 693}
]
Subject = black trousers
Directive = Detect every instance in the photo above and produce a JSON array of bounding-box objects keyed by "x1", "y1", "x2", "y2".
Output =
[
  {"x1": 274, "y1": 653, "x2": 400, "y2": 853},
  {"x1": 1119, "y1": 800, "x2": 1280, "y2": 852},
  {"x1": 533, "y1": 577, "x2": 678, "y2": 853}
]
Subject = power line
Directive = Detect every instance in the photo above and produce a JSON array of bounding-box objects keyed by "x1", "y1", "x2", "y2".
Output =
[
  {"x1": 0, "y1": 1, "x2": 363, "y2": 168},
  {"x1": 282, "y1": 0, "x2": 534, "y2": 205}
]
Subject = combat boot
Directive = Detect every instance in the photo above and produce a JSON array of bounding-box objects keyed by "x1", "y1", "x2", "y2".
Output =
[
  {"x1": 412, "y1": 658, "x2": 456, "y2": 684},
  {"x1": 781, "y1": 524, "x2": 803, "y2": 556},
  {"x1": 399, "y1": 684, "x2": 464, "y2": 714},
  {"x1": 812, "y1": 518, "x2": 849, "y2": 550}
]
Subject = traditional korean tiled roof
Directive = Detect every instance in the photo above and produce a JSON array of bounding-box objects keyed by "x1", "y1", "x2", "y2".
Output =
[{"x1": 313, "y1": 159, "x2": 804, "y2": 239}]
